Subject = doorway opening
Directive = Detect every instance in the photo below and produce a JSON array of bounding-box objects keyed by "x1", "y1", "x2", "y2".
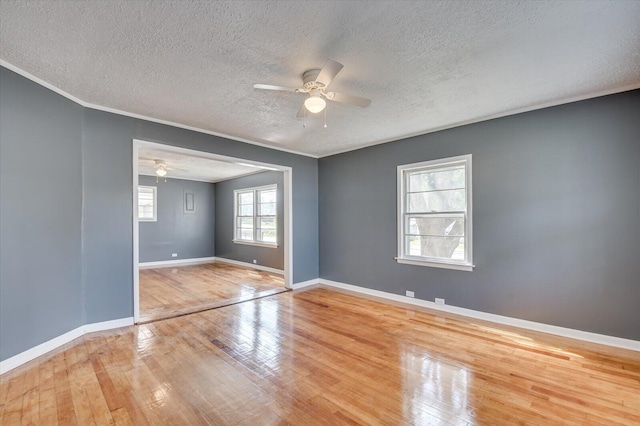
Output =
[{"x1": 132, "y1": 140, "x2": 293, "y2": 323}]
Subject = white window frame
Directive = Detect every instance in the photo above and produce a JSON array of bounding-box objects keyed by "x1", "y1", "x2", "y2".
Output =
[
  {"x1": 137, "y1": 185, "x2": 157, "y2": 222},
  {"x1": 396, "y1": 155, "x2": 473, "y2": 271},
  {"x1": 233, "y1": 184, "x2": 278, "y2": 248}
]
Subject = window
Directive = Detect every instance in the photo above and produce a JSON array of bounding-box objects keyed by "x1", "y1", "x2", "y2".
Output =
[
  {"x1": 138, "y1": 185, "x2": 157, "y2": 222},
  {"x1": 234, "y1": 185, "x2": 277, "y2": 247},
  {"x1": 397, "y1": 155, "x2": 473, "y2": 271}
]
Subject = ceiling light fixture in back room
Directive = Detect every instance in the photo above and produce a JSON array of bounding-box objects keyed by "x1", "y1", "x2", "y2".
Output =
[{"x1": 139, "y1": 158, "x2": 187, "y2": 182}]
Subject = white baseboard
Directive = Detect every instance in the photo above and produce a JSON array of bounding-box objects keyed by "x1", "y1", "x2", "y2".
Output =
[
  {"x1": 83, "y1": 317, "x2": 135, "y2": 333},
  {"x1": 139, "y1": 256, "x2": 217, "y2": 269},
  {"x1": 213, "y1": 257, "x2": 284, "y2": 275},
  {"x1": 140, "y1": 256, "x2": 285, "y2": 275},
  {"x1": 318, "y1": 279, "x2": 640, "y2": 352},
  {"x1": 290, "y1": 278, "x2": 320, "y2": 290},
  {"x1": 0, "y1": 317, "x2": 134, "y2": 375}
]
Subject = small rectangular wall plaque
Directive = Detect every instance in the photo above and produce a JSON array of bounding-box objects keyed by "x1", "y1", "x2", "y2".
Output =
[{"x1": 184, "y1": 192, "x2": 195, "y2": 213}]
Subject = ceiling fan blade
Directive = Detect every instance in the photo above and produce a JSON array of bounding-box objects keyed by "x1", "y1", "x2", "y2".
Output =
[
  {"x1": 296, "y1": 103, "x2": 307, "y2": 118},
  {"x1": 325, "y1": 91, "x2": 371, "y2": 108},
  {"x1": 253, "y1": 84, "x2": 299, "y2": 92},
  {"x1": 315, "y1": 59, "x2": 343, "y2": 87}
]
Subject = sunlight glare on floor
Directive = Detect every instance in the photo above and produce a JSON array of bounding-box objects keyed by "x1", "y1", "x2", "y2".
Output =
[{"x1": 472, "y1": 323, "x2": 584, "y2": 359}]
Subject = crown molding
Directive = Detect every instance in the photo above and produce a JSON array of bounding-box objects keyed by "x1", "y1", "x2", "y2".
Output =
[
  {"x1": 318, "y1": 82, "x2": 640, "y2": 158},
  {"x1": 0, "y1": 59, "x2": 318, "y2": 159},
  {"x1": 3, "y1": 59, "x2": 638, "y2": 160}
]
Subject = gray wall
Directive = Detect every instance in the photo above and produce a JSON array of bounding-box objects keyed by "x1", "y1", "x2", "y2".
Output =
[
  {"x1": 138, "y1": 175, "x2": 215, "y2": 263},
  {"x1": 1, "y1": 65, "x2": 319, "y2": 361},
  {"x1": 1, "y1": 67, "x2": 84, "y2": 361},
  {"x1": 82, "y1": 109, "x2": 137, "y2": 324},
  {"x1": 215, "y1": 171, "x2": 284, "y2": 270},
  {"x1": 319, "y1": 89, "x2": 640, "y2": 341}
]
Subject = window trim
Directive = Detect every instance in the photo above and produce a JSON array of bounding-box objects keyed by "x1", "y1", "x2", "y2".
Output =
[
  {"x1": 138, "y1": 185, "x2": 157, "y2": 222},
  {"x1": 396, "y1": 155, "x2": 474, "y2": 271},
  {"x1": 233, "y1": 184, "x2": 278, "y2": 248}
]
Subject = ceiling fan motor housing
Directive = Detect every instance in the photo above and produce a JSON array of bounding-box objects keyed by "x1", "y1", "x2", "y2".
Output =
[{"x1": 303, "y1": 69, "x2": 323, "y2": 89}]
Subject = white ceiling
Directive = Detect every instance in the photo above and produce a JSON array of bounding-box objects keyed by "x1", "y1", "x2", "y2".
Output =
[
  {"x1": 1, "y1": 1, "x2": 639, "y2": 157},
  {"x1": 138, "y1": 146, "x2": 268, "y2": 183}
]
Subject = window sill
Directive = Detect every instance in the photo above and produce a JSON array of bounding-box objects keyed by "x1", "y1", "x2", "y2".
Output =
[
  {"x1": 233, "y1": 240, "x2": 279, "y2": 249},
  {"x1": 395, "y1": 257, "x2": 474, "y2": 271}
]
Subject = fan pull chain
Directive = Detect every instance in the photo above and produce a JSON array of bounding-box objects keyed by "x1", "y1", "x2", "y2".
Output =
[{"x1": 324, "y1": 106, "x2": 327, "y2": 128}]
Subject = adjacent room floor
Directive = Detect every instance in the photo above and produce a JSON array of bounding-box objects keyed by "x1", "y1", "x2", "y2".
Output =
[
  {"x1": 3, "y1": 287, "x2": 639, "y2": 425},
  {"x1": 138, "y1": 262, "x2": 286, "y2": 322}
]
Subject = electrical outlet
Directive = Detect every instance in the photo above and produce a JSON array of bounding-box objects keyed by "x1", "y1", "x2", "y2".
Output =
[
  {"x1": 171, "y1": 253, "x2": 178, "y2": 258},
  {"x1": 252, "y1": 259, "x2": 257, "y2": 264},
  {"x1": 435, "y1": 298, "x2": 445, "y2": 305},
  {"x1": 406, "y1": 290, "x2": 414, "y2": 298}
]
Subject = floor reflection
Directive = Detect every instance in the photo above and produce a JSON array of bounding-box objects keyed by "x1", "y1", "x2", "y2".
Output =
[
  {"x1": 472, "y1": 323, "x2": 584, "y2": 359},
  {"x1": 234, "y1": 298, "x2": 282, "y2": 372},
  {"x1": 402, "y1": 345, "x2": 473, "y2": 425}
]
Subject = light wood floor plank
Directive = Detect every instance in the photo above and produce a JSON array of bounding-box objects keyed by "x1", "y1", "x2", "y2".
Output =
[
  {"x1": 38, "y1": 386, "x2": 58, "y2": 426},
  {"x1": 53, "y1": 356, "x2": 77, "y2": 426}
]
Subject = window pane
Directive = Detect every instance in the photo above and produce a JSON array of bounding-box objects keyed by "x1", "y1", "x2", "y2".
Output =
[
  {"x1": 259, "y1": 217, "x2": 276, "y2": 230},
  {"x1": 259, "y1": 229, "x2": 277, "y2": 243},
  {"x1": 408, "y1": 189, "x2": 466, "y2": 213},
  {"x1": 138, "y1": 186, "x2": 155, "y2": 220},
  {"x1": 239, "y1": 204, "x2": 253, "y2": 216},
  {"x1": 234, "y1": 186, "x2": 277, "y2": 245},
  {"x1": 237, "y1": 228, "x2": 253, "y2": 240},
  {"x1": 237, "y1": 217, "x2": 253, "y2": 228},
  {"x1": 259, "y1": 189, "x2": 276, "y2": 203},
  {"x1": 238, "y1": 192, "x2": 253, "y2": 204},
  {"x1": 407, "y1": 215, "x2": 464, "y2": 237},
  {"x1": 259, "y1": 202, "x2": 276, "y2": 216},
  {"x1": 139, "y1": 206, "x2": 153, "y2": 219},
  {"x1": 408, "y1": 166, "x2": 465, "y2": 192},
  {"x1": 406, "y1": 236, "x2": 465, "y2": 260}
]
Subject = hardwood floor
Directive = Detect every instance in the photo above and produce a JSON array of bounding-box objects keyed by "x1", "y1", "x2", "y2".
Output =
[
  {"x1": 2, "y1": 287, "x2": 639, "y2": 425},
  {"x1": 139, "y1": 262, "x2": 286, "y2": 322}
]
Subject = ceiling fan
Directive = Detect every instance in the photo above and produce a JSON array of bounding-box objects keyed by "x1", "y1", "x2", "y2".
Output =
[{"x1": 254, "y1": 59, "x2": 371, "y2": 118}]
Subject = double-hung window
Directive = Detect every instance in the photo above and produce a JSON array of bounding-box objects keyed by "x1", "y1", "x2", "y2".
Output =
[
  {"x1": 138, "y1": 186, "x2": 157, "y2": 222},
  {"x1": 234, "y1": 185, "x2": 277, "y2": 247},
  {"x1": 397, "y1": 155, "x2": 473, "y2": 271}
]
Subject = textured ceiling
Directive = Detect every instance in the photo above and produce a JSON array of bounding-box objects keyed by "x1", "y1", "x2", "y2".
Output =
[
  {"x1": 1, "y1": 1, "x2": 639, "y2": 157},
  {"x1": 138, "y1": 146, "x2": 266, "y2": 183}
]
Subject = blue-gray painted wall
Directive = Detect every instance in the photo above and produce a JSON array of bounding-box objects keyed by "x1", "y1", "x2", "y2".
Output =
[
  {"x1": 138, "y1": 175, "x2": 215, "y2": 263},
  {"x1": 1, "y1": 66, "x2": 84, "y2": 361},
  {"x1": 215, "y1": 171, "x2": 285, "y2": 270},
  {"x1": 0, "y1": 66, "x2": 319, "y2": 361},
  {"x1": 319, "y1": 89, "x2": 640, "y2": 341}
]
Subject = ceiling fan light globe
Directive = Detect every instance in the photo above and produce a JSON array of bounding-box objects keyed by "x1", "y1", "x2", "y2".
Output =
[
  {"x1": 304, "y1": 96, "x2": 326, "y2": 114},
  {"x1": 156, "y1": 168, "x2": 167, "y2": 177}
]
